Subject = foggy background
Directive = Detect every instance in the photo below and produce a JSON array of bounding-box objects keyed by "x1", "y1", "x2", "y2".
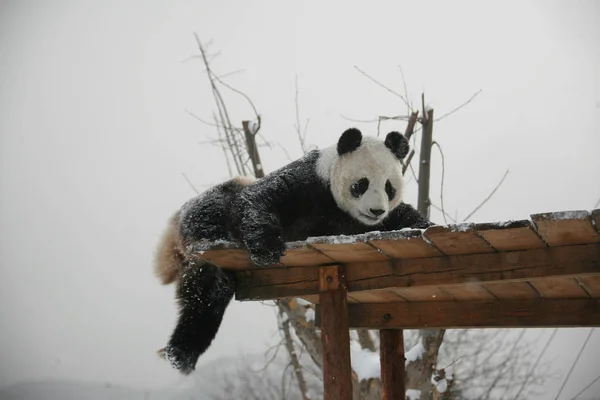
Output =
[{"x1": 1, "y1": 0, "x2": 599, "y2": 399}]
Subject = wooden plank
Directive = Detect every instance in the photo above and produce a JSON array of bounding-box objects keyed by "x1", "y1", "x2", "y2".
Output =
[
  {"x1": 423, "y1": 224, "x2": 495, "y2": 255},
  {"x1": 576, "y1": 276, "x2": 600, "y2": 297},
  {"x1": 368, "y1": 229, "x2": 442, "y2": 259},
  {"x1": 380, "y1": 329, "x2": 406, "y2": 400},
  {"x1": 391, "y1": 286, "x2": 454, "y2": 302},
  {"x1": 531, "y1": 210, "x2": 600, "y2": 246},
  {"x1": 235, "y1": 243, "x2": 600, "y2": 300},
  {"x1": 235, "y1": 267, "x2": 318, "y2": 301},
  {"x1": 348, "y1": 289, "x2": 406, "y2": 303},
  {"x1": 530, "y1": 278, "x2": 590, "y2": 299},
  {"x1": 475, "y1": 220, "x2": 546, "y2": 251},
  {"x1": 319, "y1": 265, "x2": 352, "y2": 400},
  {"x1": 440, "y1": 284, "x2": 497, "y2": 301},
  {"x1": 280, "y1": 241, "x2": 334, "y2": 267},
  {"x1": 308, "y1": 234, "x2": 390, "y2": 263},
  {"x1": 482, "y1": 282, "x2": 540, "y2": 300},
  {"x1": 195, "y1": 249, "x2": 253, "y2": 269},
  {"x1": 341, "y1": 299, "x2": 600, "y2": 329}
]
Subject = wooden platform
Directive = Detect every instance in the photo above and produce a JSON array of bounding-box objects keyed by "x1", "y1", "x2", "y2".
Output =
[
  {"x1": 191, "y1": 209, "x2": 600, "y2": 399},
  {"x1": 192, "y1": 209, "x2": 600, "y2": 329}
]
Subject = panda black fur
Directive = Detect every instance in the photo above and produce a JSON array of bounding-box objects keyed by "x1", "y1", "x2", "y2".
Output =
[{"x1": 154, "y1": 128, "x2": 432, "y2": 374}]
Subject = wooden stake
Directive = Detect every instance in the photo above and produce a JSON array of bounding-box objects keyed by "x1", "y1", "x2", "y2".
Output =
[
  {"x1": 380, "y1": 329, "x2": 406, "y2": 400},
  {"x1": 319, "y1": 265, "x2": 352, "y2": 400}
]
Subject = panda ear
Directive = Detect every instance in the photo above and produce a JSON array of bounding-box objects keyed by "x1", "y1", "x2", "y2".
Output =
[
  {"x1": 384, "y1": 131, "x2": 410, "y2": 159},
  {"x1": 337, "y1": 128, "x2": 363, "y2": 156}
]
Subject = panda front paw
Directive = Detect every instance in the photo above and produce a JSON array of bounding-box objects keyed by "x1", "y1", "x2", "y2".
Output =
[
  {"x1": 158, "y1": 345, "x2": 197, "y2": 375},
  {"x1": 249, "y1": 240, "x2": 285, "y2": 267}
]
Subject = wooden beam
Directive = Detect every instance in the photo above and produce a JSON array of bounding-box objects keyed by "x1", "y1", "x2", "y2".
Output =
[
  {"x1": 235, "y1": 243, "x2": 600, "y2": 301},
  {"x1": 380, "y1": 329, "x2": 406, "y2": 400},
  {"x1": 327, "y1": 299, "x2": 600, "y2": 329},
  {"x1": 319, "y1": 265, "x2": 352, "y2": 400}
]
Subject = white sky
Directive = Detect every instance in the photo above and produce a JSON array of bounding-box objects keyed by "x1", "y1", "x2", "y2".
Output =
[{"x1": 1, "y1": 0, "x2": 599, "y2": 398}]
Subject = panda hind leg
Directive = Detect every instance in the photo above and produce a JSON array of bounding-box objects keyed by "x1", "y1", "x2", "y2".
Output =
[{"x1": 158, "y1": 260, "x2": 235, "y2": 375}]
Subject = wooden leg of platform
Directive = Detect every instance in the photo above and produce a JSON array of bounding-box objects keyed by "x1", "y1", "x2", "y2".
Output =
[
  {"x1": 319, "y1": 265, "x2": 352, "y2": 400},
  {"x1": 380, "y1": 329, "x2": 406, "y2": 400}
]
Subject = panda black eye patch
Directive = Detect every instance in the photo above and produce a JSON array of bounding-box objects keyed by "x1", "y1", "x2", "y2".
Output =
[
  {"x1": 385, "y1": 180, "x2": 396, "y2": 200},
  {"x1": 351, "y1": 178, "x2": 369, "y2": 198}
]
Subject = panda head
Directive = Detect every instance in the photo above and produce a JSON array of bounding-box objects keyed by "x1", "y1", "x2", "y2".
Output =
[{"x1": 319, "y1": 128, "x2": 409, "y2": 226}]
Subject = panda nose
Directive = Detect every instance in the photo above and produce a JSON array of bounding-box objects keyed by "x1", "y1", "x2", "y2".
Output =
[{"x1": 370, "y1": 208, "x2": 385, "y2": 217}]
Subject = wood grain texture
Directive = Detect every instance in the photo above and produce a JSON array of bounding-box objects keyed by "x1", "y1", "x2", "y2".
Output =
[
  {"x1": 318, "y1": 265, "x2": 352, "y2": 400},
  {"x1": 529, "y1": 278, "x2": 590, "y2": 299},
  {"x1": 422, "y1": 224, "x2": 495, "y2": 255},
  {"x1": 235, "y1": 243, "x2": 600, "y2": 300},
  {"x1": 343, "y1": 299, "x2": 600, "y2": 329},
  {"x1": 531, "y1": 210, "x2": 600, "y2": 246},
  {"x1": 280, "y1": 241, "x2": 334, "y2": 266},
  {"x1": 195, "y1": 249, "x2": 253, "y2": 269},
  {"x1": 475, "y1": 220, "x2": 546, "y2": 251},
  {"x1": 482, "y1": 282, "x2": 540, "y2": 300},
  {"x1": 368, "y1": 230, "x2": 441, "y2": 259},
  {"x1": 380, "y1": 329, "x2": 406, "y2": 400},
  {"x1": 309, "y1": 242, "x2": 390, "y2": 263}
]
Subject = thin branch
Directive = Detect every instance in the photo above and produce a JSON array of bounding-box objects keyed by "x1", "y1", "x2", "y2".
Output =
[
  {"x1": 209, "y1": 70, "x2": 261, "y2": 130},
  {"x1": 181, "y1": 173, "x2": 199, "y2": 195},
  {"x1": 402, "y1": 149, "x2": 415, "y2": 176},
  {"x1": 594, "y1": 196, "x2": 600, "y2": 209},
  {"x1": 340, "y1": 114, "x2": 410, "y2": 124},
  {"x1": 214, "y1": 113, "x2": 234, "y2": 177},
  {"x1": 435, "y1": 89, "x2": 483, "y2": 122},
  {"x1": 483, "y1": 329, "x2": 526, "y2": 400},
  {"x1": 294, "y1": 75, "x2": 307, "y2": 153},
  {"x1": 430, "y1": 202, "x2": 457, "y2": 223},
  {"x1": 432, "y1": 141, "x2": 447, "y2": 224},
  {"x1": 404, "y1": 111, "x2": 419, "y2": 141},
  {"x1": 194, "y1": 33, "x2": 246, "y2": 175},
  {"x1": 513, "y1": 328, "x2": 558, "y2": 400},
  {"x1": 554, "y1": 328, "x2": 595, "y2": 400},
  {"x1": 463, "y1": 169, "x2": 510, "y2": 222},
  {"x1": 569, "y1": 373, "x2": 600, "y2": 400},
  {"x1": 282, "y1": 318, "x2": 310, "y2": 400},
  {"x1": 398, "y1": 64, "x2": 412, "y2": 115},
  {"x1": 186, "y1": 109, "x2": 228, "y2": 129},
  {"x1": 354, "y1": 65, "x2": 411, "y2": 110},
  {"x1": 216, "y1": 69, "x2": 245, "y2": 80}
]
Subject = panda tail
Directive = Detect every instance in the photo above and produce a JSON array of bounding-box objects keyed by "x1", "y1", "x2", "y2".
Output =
[
  {"x1": 154, "y1": 212, "x2": 236, "y2": 375},
  {"x1": 154, "y1": 211, "x2": 185, "y2": 285}
]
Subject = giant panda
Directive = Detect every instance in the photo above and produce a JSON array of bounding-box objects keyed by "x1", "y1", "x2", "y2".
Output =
[{"x1": 154, "y1": 127, "x2": 432, "y2": 374}]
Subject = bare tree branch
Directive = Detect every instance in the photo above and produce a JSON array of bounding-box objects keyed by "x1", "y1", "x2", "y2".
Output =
[
  {"x1": 181, "y1": 172, "x2": 199, "y2": 195},
  {"x1": 430, "y1": 202, "x2": 456, "y2": 223},
  {"x1": 569, "y1": 373, "x2": 600, "y2": 400},
  {"x1": 462, "y1": 169, "x2": 510, "y2": 222},
  {"x1": 554, "y1": 328, "x2": 595, "y2": 400},
  {"x1": 435, "y1": 89, "x2": 483, "y2": 122},
  {"x1": 398, "y1": 64, "x2": 412, "y2": 115},
  {"x1": 294, "y1": 75, "x2": 309, "y2": 154},
  {"x1": 214, "y1": 113, "x2": 234, "y2": 178},
  {"x1": 432, "y1": 141, "x2": 447, "y2": 224},
  {"x1": 282, "y1": 317, "x2": 310, "y2": 400},
  {"x1": 210, "y1": 70, "x2": 261, "y2": 131},
  {"x1": 402, "y1": 149, "x2": 415, "y2": 176},
  {"x1": 512, "y1": 328, "x2": 558, "y2": 400},
  {"x1": 354, "y1": 65, "x2": 412, "y2": 110}
]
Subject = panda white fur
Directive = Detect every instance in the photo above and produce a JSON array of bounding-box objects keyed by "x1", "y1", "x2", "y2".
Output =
[{"x1": 154, "y1": 128, "x2": 432, "y2": 374}]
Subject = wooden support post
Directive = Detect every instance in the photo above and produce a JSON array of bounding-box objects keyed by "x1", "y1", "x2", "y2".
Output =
[
  {"x1": 380, "y1": 329, "x2": 406, "y2": 400},
  {"x1": 319, "y1": 265, "x2": 352, "y2": 400}
]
